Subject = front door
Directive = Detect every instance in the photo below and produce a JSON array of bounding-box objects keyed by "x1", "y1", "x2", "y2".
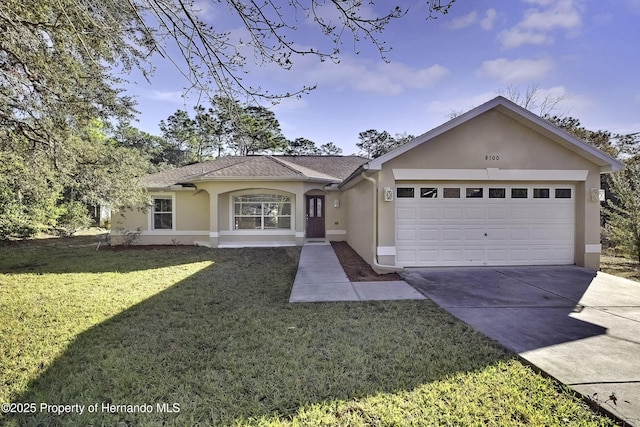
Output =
[{"x1": 306, "y1": 195, "x2": 325, "y2": 238}]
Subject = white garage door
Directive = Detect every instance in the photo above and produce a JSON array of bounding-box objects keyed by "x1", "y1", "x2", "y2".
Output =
[{"x1": 395, "y1": 184, "x2": 575, "y2": 266}]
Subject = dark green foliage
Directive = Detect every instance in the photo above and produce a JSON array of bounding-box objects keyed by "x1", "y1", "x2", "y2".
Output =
[
  {"x1": 0, "y1": 1, "x2": 151, "y2": 239},
  {"x1": 54, "y1": 201, "x2": 94, "y2": 237},
  {"x1": 605, "y1": 164, "x2": 640, "y2": 263},
  {"x1": 357, "y1": 130, "x2": 414, "y2": 158}
]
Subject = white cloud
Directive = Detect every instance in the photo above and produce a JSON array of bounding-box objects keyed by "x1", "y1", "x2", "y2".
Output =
[
  {"x1": 303, "y1": 57, "x2": 450, "y2": 96},
  {"x1": 191, "y1": 0, "x2": 218, "y2": 20},
  {"x1": 520, "y1": 1, "x2": 582, "y2": 31},
  {"x1": 499, "y1": 0, "x2": 583, "y2": 48},
  {"x1": 480, "y1": 9, "x2": 498, "y2": 30},
  {"x1": 447, "y1": 11, "x2": 478, "y2": 29},
  {"x1": 523, "y1": 0, "x2": 556, "y2": 6},
  {"x1": 145, "y1": 90, "x2": 186, "y2": 102},
  {"x1": 478, "y1": 58, "x2": 555, "y2": 83},
  {"x1": 498, "y1": 28, "x2": 552, "y2": 49}
]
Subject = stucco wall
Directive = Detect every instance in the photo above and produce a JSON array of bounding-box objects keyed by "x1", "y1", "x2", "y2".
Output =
[
  {"x1": 344, "y1": 177, "x2": 375, "y2": 265},
  {"x1": 375, "y1": 109, "x2": 604, "y2": 269},
  {"x1": 176, "y1": 190, "x2": 210, "y2": 231},
  {"x1": 112, "y1": 189, "x2": 210, "y2": 245}
]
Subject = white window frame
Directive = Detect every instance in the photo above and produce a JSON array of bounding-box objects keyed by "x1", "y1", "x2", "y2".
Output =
[
  {"x1": 230, "y1": 191, "x2": 294, "y2": 232},
  {"x1": 148, "y1": 193, "x2": 176, "y2": 232}
]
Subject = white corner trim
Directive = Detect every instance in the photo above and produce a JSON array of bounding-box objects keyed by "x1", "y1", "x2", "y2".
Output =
[
  {"x1": 377, "y1": 246, "x2": 396, "y2": 256},
  {"x1": 326, "y1": 230, "x2": 347, "y2": 235},
  {"x1": 209, "y1": 231, "x2": 220, "y2": 238},
  {"x1": 585, "y1": 244, "x2": 602, "y2": 254},
  {"x1": 392, "y1": 169, "x2": 589, "y2": 182},
  {"x1": 295, "y1": 232, "x2": 304, "y2": 238}
]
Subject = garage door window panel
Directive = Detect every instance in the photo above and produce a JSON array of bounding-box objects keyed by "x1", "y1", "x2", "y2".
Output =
[
  {"x1": 555, "y1": 188, "x2": 572, "y2": 199},
  {"x1": 533, "y1": 188, "x2": 550, "y2": 199},
  {"x1": 511, "y1": 188, "x2": 528, "y2": 199},
  {"x1": 443, "y1": 188, "x2": 461, "y2": 199},
  {"x1": 489, "y1": 188, "x2": 506, "y2": 199},
  {"x1": 397, "y1": 187, "x2": 415, "y2": 198},
  {"x1": 466, "y1": 188, "x2": 484, "y2": 198},
  {"x1": 420, "y1": 187, "x2": 438, "y2": 198}
]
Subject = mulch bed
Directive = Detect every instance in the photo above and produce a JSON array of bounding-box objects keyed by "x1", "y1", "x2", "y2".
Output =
[{"x1": 330, "y1": 241, "x2": 402, "y2": 282}]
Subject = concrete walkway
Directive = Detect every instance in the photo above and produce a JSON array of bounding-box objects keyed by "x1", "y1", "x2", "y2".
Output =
[{"x1": 289, "y1": 244, "x2": 425, "y2": 303}]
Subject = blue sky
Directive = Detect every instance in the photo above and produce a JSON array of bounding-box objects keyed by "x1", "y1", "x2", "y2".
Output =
[{"x1": 124, "y1": 0, "x2": 640, "y2": 155}]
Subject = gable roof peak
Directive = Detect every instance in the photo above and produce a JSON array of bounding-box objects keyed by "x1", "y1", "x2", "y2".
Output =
[{"x1": 366, "y1": 95, "x2": 623, "y2": 173}]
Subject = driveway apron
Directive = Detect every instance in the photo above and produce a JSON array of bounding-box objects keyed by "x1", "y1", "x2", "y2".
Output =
[{"x1": 402, "y1": 266, "x2": 640, "y2": 426}]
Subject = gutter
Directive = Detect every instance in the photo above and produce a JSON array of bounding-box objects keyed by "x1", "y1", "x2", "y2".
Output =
[{"x1": 360, "y1": 171, "x2": 404, "y2": 272}]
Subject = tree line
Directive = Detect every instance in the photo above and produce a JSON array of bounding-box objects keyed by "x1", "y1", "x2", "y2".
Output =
[{"x1": 112, "y1": 97, "x2": 347, "y2": 171}]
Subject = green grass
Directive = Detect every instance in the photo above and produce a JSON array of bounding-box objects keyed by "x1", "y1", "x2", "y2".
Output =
[
  {"x1": 601, "y1": 254, "x2": 640, "y2": 282},
  {"x1": 0, "y1": 243, "x2": 617, "y2": 426}
]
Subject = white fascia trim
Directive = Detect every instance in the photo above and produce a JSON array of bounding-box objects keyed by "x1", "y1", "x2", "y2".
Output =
[
  {"x1": 368, "y1": 97, "x2": 623, "y2": 173},
  {"x1": 377, "y1": 246, "x2": 396, "y2": 256},
  {"x1": 393, "y1": 169, "x2": 589, "y2": 181},
  {"x1": 219, "y1": 230, "x2": 296, "y2": 236},
  {"x1": 326, "y1": 230, "x2": 347, "y2": 235},
  {"x1": 585, "y1": 244, "x2": 602, "y2": 254}
]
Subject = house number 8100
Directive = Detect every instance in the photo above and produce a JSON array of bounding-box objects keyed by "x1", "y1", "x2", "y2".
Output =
[{"x1": 485, "y1": 155, "x2": 500, "y2": 160}]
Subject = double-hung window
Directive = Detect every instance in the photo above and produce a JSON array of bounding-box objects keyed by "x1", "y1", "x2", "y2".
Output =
[{"x1": 153, "y1": 197, "x2": 173, "y2": 230}]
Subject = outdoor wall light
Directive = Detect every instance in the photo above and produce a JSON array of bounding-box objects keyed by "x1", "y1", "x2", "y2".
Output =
[
  {"x1": 384, "y1": 187, "x2": 394, "y2": 201},
  {"x1": 590, "y1": 188, "x2": 605, "y2": 202}
]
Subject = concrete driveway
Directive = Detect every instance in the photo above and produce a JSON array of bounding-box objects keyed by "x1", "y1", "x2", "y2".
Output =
[{"x1": 402, "y1": 266, "x2": 640, "y2": 426}]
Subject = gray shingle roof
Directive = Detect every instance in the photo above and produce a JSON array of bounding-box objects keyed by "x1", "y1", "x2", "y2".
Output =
[{"x1": 141, "y1": 155, "x2": 369, "y2": 188}]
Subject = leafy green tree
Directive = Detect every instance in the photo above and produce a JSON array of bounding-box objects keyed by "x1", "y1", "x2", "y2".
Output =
[
  {"x1": 159, "y1": 110, "x2": 198, "y2": 166},
  {"x1": 1, "y1": 0, "x2": 456, "y2": 240},
  {"x1": 230, "y1": 105, "x2": 288, "y2": 155},
  {"x1": 0, "y1": 120, "x2": 149, "y2": 239},
  {"x1": 319, "y1": 142, "x2": 343, "y2": 155},
  {"x1": 605, "y1": 164, "x2": 640, "y2": 263},
  {"x1": 111, "y1": 123, "x2": 169, "y2": 171},
  {"x1": 357, "y1": 130, "x2": 413, "y2": 158},
  {"x1": 158, "y1": 106, "x2": 227, "y2": 166},
  {"x1": 193, "y1": 106, "x2": 225, "y2": 160},
  {"x1": 546, "y1": 116, "x2": 617, "y2": 157},
  {"x1": 286, "y1": 138, "x2": 321, "y2": 155},
  {"x1": 0, "y1": 145, "x2": 61, "y2": 238}
]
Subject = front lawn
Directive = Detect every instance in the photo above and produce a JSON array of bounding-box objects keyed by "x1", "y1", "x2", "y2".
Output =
[
  {"x1": 601, "y1": 254, "x2": 640, "y2": 281},
  {"x1": 0, "y1": 243, "x2": 616, "y2": 426}
]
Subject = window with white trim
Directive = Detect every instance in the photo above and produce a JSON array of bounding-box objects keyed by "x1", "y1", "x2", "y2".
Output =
[
  {"x1": 153, "y1": 197, "x2": 173, "y2": 230},
  {"x1": 233, "y1": 194, "x2": 291, "y2": 230}
]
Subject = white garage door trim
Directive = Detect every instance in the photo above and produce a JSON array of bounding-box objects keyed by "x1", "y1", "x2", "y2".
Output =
[{"x1": 395, "y1": 183, "x2": 575, "y2": 267}]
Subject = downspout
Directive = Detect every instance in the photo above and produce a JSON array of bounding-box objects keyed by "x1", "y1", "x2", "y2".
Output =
[{"x1": 361, "y1": 171, "x2": 404, "y2": 272}]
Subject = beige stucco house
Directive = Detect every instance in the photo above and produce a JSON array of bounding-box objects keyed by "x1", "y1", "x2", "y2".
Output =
[{"x1": 114, "y1": 96, "x2": 623, "y2": 270}]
